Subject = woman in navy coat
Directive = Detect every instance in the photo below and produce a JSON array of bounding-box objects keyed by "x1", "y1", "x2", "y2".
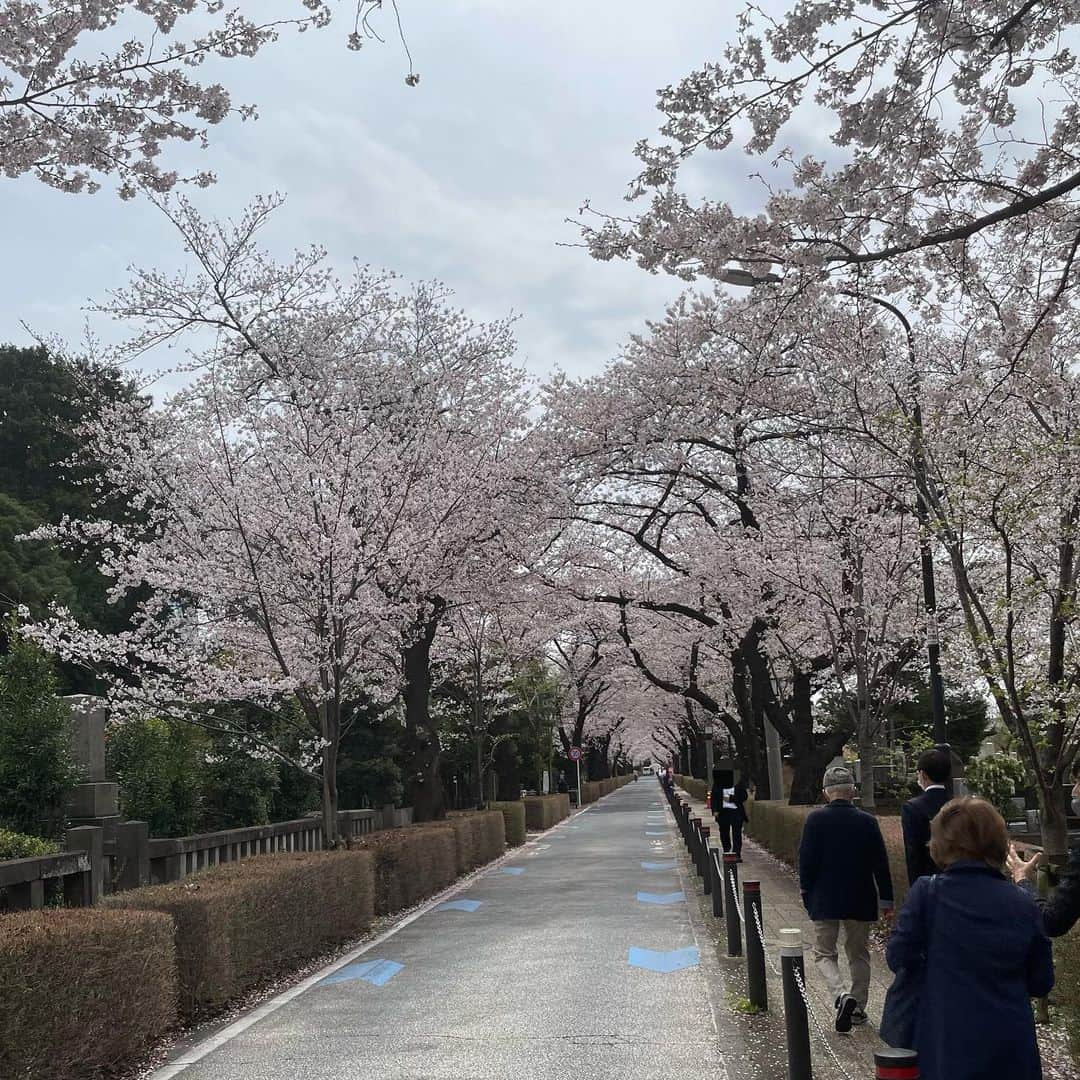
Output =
[{"x1": 886, "y1": 797, "x2": 1053, "y2": 1080}]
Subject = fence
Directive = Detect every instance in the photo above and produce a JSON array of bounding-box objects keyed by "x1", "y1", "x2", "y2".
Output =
[{"x1": 0, "y1": 805, "x2": 412, "y2": 912}]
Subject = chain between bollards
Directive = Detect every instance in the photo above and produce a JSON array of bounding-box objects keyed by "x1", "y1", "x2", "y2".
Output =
[{"x1": 779, "y1": 928, "x2": 812, "y2": 1080}]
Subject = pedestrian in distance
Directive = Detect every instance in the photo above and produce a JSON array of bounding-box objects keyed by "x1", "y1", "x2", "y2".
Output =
[
  {"x1": 1008, "y1": 759, "x2": 1080, "y2": 937},
  {"x1": 885, "y1": 797, "x2": 1053, "y2": 1080},
  {"x1": 901, "y1": 747, "x2": 952, "y2": 885},
  {"x1": 710, "y1": 767, "x2": 748, "y2": 861},
  {"x1": 798, "y1": 763, "x2": 895, "y2": 1033}
]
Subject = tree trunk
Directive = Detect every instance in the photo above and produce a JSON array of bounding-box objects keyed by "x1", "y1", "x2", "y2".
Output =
[
  {"x1": 1038, "y1": 784, "x2": 1070, "y2": 870},
  {"x1": 401, "y1": 607, "x2": 446, "y2": 822},
  {"x1": 320, "y1": 704, "x2": 341, "y2": 848},
  {"x1": 858, "y1": 724, "x2": 876, "y2": 810}
]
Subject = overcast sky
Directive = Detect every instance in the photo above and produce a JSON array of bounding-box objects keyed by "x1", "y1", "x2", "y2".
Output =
[{"x1": 0, "y1": 1, "x2": 761, "y2": 398}]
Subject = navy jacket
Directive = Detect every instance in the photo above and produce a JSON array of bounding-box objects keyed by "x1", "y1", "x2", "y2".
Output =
[
  {"x1": 797, "y1": 800, "x2": 894, "y2": 921},
  {"x1": 1025, "y1": 844, "x2": 1080, "y2": 937},
  {"x1": 901, "y1": 786, "x2": 950, "y2": 885},
  {"x1": 887, "y1": 863, "x2": 1053, "y2": 1080}
]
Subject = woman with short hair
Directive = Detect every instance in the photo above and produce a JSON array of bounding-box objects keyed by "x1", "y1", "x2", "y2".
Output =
[{"x1": 885, "y1": 797, "x2": 1053, "y2": 1080}]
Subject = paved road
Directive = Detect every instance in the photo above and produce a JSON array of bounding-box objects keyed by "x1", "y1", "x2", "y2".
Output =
[{"x1": 155, "y1": 781, "x2": 738, "y2": 1080}]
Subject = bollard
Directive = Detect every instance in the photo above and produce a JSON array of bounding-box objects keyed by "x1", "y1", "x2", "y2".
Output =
[
  {"x1": 724, "y1": 852, "x2": 742, "y2": 957},
  {"x1": 780, "y1": 928, "x2": 812, "y2": 1080},
  {"x1": 874, "y1": 1048, "x2": 919, "y2": 1080},
  {"x1": 691, "y1": 818, "x2": 702, "y2": 871},
  {"x1": 709, "y1": 843, "x2": 724, "y2": 919},
  {"x1": 699, "y1": 824, "x2": 711, "y2": 890},
  {"x1": 744, "y1": 880, "x2": 767, "y2": 1011}
]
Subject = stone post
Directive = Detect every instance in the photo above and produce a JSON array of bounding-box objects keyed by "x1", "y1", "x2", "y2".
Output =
[
  {"x1": 114, "y1": 820, "x2": 150, "y2": 890},
  {"x1": 65, "y1": 825, "x2": 105, "y2": 905},
  {"x1": 64, "y1": 696, "x2": 121, "y2": 833}
]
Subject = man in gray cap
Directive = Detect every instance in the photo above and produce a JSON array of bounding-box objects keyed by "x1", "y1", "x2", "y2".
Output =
[{"x1": 798, "y1": 763, "x2": 895, "y2": 1033}]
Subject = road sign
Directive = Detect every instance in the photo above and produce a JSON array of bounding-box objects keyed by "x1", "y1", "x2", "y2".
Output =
[{"x1": 569, "y1": 746, "x2": 582, "y2": 762}]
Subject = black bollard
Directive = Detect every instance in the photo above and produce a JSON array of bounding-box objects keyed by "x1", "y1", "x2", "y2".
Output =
[
  {"x1": 874, "y1": 1048, "x2": 919, "y2": 1080},
  {"x1": 744, "y1": 880, "x2": 767, "y2": 1011},
  {"x1": 780, "y1": 928, "x2": 812, "y2": 1080},
  {"x1": 724, "y1": 852, "x2": 742, "y2": 957},
  {"x1": 700, "y1": 824, "x2": 711, "y2": 889},
  {"x1": 710, "y1": 844, "x2": 724, "y2": 918}
]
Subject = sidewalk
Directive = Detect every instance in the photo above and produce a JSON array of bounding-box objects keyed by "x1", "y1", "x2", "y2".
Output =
[
  {"x1": 673, "y1": 785, "x2": 892, "y2": 1080},
  {"x1": 148, "y1": 781, "x2": 752, "y2": 1080}
]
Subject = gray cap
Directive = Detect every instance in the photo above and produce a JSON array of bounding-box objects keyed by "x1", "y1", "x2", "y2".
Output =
[{"x1": 823, "y1": 764, "x2": 854, "y2": 788}]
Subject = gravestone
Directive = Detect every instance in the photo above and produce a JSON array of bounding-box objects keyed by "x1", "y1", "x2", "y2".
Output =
[{"x1": 64, "y1": 696, "x2": 121, "y2": 833}]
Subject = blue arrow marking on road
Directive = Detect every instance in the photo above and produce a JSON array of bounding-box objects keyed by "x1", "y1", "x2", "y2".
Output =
[
  {"x1": 500, "y1": 867, "x2": 525, "y2": 876},
  {"x1": 436, "y1": 899, "x2": 483, "y2": 913},
  {"x1": 627, "y1": 947, "x2": 699, "y2": 973},
  {"x1": 319, "y1": 959, "x2": 403, "y2": 987},
  {"x1": 641, "y1": 861, "x2": 677, "y2": 871},
  {"x1": 636, "y1": 890, "x2": 686, "y2": 905}
]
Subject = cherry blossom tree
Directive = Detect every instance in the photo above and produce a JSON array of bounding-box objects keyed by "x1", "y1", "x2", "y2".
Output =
[
  {"x1": 584, "y1": 1, "x2": 1080, "y2": 311},
  {"x1": 0, "y1": 1, "x2": 411, "y2": 196},
  {"x1": 19, "y1": 197, "x2": 530, "y2": 841}
]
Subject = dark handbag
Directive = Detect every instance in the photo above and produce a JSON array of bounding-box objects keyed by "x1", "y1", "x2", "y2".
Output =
[{"x1": 880, "y1": 876, "x2": 939, "y2": 1049}]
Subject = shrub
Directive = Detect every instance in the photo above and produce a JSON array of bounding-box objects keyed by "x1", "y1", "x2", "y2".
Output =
[
  {"x1": 0, "y1": 907, "x2": 177, "y2": 1080},
  {"x1": 0, "y1": 635, "x2": 78, "y2": 839},
  {"x1": 351, "y1": 825, "x2": 459, "y2": 915},
  {"x1": 445, "y1": 810, "x2": 506, "y2": 873},
  {"x1": 0, "y1": 828, "x2": 59, "y2": 860},
  {"x1": 490, "y1": 801, "x2": 527, "y2": 845},
  {"x1": 965, "y1": 753, "x2": 1030, "y2": 819},
  {"x1": 523, "y1": 794, "x2": 565, "y2": 829},
  {"x1": 106, "y1": 851, "x2": 374, "y2": 1019}
]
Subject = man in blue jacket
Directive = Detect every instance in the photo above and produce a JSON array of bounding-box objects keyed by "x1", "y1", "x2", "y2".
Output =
[{"x1": 798, "y1": 764, "x2": 895, "y2": 1033}]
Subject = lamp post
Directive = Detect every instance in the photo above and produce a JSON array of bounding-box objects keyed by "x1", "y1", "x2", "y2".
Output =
[{"x1": 703, "y1": 715, "x2": 714, "y2": 784}]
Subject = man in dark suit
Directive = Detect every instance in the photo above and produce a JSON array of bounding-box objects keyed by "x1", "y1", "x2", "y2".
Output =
[
  {"x1": 901, "y1": 748, "x2": 952, "y2": 885},
  {"x1": 798, "y1": 764, "x2": 894, "y2": 1033}
]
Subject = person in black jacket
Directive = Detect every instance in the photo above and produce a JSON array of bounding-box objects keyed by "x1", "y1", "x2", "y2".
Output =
[
  {"x1": 798, "y1": 764, "x2": 894, "y2": 1033},
  {"x1": 710, "y1": 767, "x2": 749, "y2": 861},
  {"x1": 1008, "y1": 761, "x2": 1080, "y2": 936},
  {"x1": 901, "y1": 748, "x2": 952, "y2": 885}
]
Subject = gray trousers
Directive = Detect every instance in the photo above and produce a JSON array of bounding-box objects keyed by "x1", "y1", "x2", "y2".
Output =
[{"x1": 811, "y1": 920, "x2": 873, "y2": 1008}]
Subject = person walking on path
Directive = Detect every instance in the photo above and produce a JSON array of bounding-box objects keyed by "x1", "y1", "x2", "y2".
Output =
[
  {"x1": 798, "y1": 763, "x2": 894, "y2": 1033},
  {"x1": 887, "y1": 797, "x2": 1053, "y2": 1080},
  {"x1": 1008, "y1": 761, "x2": 1080, "y2": 936},
  {"x1": 710, "y1": 767, "x2": 749, "y2": 861},
  {"x1": 901, "y1": 748, "x2": 952, "y2": 885}
]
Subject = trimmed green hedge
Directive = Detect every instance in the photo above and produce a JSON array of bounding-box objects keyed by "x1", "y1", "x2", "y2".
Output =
[
  {"x1": 675, "y1": 775, "x2": 709, "y2": 802},
  {"x1": 445, "y1": 810, "x2": 506, "y2": 873},
  {"x1": 106, "y1": 851, "x2": 375, "y2": 1018},
  {"x1": 0, "y1": 907, "x2": 178, "y2": 1080},
  {"x1": 490, "y1": 801, "x2": 527, "y2": 846}
]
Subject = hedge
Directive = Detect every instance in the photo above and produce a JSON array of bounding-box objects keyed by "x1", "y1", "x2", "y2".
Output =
[
  {"x1": 352, "y1": 824, "x2": 459, "y2": 915},
  {"x1": 0, "y1": 907, "x2": 177, "y2": 1080},
  {"x1": 523, "y1": 794, "x2": 567, "y2": 830},
  {"x1": 580, "y1": 775, "x2": 634, "y2": 804},
  {"x1": 444, "y1": 810, "x2": 506, "y2": 874},
  {"x1": 489, "y1": 801, "x2": 527, "y2": 846},
  {"x1": 675, "y1": 775, "x2": 709, "y2": 803},
  {"x1": 106, "y1": 851, "x2": 374, "y2": 1019}
]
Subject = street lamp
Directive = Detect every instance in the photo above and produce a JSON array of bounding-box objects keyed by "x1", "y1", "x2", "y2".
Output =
[{"x1": 703, "y1": 715, "x2": 714, "y2": 782}]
